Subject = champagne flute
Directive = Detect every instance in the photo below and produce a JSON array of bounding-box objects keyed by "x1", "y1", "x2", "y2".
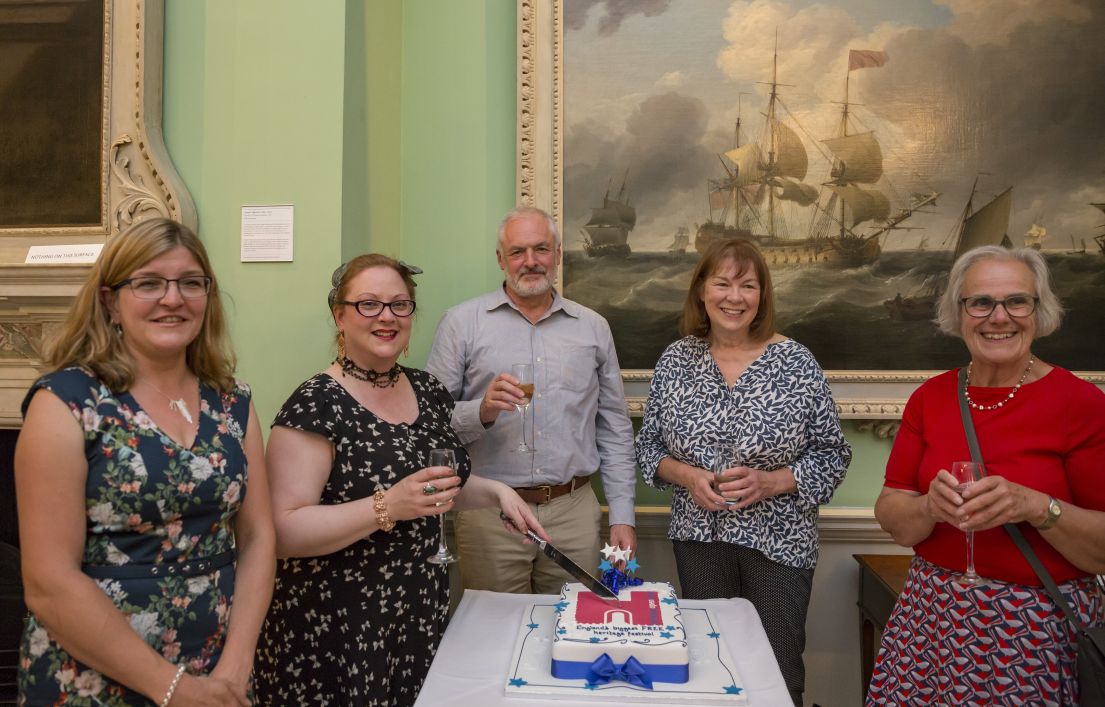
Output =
[
  {"x1": 950, "y1": 461, "x2": 981, "y2": 587},
  {"x1": 426, "y1": 448, "x2": 458, "y2": 565},
  {"x1": 712, "y1": 443, "x2": 741, "y2": 507},
  {"x1": 511, "y1": 363, "x2": 535, "y2": 453}
]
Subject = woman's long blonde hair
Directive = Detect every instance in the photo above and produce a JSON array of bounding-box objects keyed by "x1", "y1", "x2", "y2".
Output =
[{"x1": 42, "y1": 217, "x2": 237, "y2": 392}]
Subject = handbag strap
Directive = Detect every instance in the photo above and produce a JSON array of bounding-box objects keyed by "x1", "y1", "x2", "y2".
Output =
[{"x1": 956, "y1": 366, "x2": 1088, "y2": 632}]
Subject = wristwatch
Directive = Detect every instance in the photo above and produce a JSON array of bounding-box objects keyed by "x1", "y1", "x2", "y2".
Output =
[{"x1": 1037, "y1": 496, "x2": 1062, "y2": 530}]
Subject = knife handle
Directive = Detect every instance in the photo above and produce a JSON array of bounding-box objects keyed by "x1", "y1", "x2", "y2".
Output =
[{"x1": 500, "y1": 511, "x2": 544, "y2": 545}]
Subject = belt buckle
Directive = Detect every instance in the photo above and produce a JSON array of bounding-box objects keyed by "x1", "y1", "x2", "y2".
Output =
[{"x1": 537, "y1": 485, "x2": 553, "y2": 504}]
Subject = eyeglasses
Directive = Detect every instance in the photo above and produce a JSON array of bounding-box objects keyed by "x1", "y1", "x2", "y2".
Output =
[
  {"x1": 339, "y1": 299, "x2": 417, "y2": 318},
  {"x1": 960, "y1": 294, "x2": 1039, "y2": 318},
  {"x1": 112, "y1": 276, "x2": 212, "y2": 300}
]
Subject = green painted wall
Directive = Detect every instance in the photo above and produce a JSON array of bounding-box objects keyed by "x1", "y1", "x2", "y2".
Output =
[
  {"x1": 161, "y1": 0, "x2": 890, "y2": 508},
  {"x1": 399, "y1": 1, "x2": 518, "y2": 366},
  {"x1": 163, "y1": 1, "x2": 347, "y2": 427}
]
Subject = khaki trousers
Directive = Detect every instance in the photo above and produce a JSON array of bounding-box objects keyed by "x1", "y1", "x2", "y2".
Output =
[{"x1": 455, "y1": 480, "x2": 602, "y2": 595}]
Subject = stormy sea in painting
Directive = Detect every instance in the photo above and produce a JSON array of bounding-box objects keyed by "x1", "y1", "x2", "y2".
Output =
[{"x1": 562, "y1": 250, "x2": 1105, "y2": 373}]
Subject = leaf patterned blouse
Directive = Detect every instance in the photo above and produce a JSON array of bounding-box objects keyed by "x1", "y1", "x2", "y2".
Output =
[
  {"x1": 635, "y1": 336, "x2": 851, "y2": 569},
  {"x1": 18, "y1": 367, "x2": 251, "y2": 706}
]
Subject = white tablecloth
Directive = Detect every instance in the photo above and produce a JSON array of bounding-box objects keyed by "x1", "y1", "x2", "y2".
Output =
[{"x1": 414, "y1": 589, "x2": 791, "y2": 707}]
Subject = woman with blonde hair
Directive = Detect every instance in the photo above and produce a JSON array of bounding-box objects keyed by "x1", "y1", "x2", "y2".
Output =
[{"x1": 16, "y1": 217, "x2": 274, "y2": 706}]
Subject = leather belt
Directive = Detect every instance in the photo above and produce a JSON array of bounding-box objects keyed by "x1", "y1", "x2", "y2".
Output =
[
  {"x1": 513, "y1": 475, "x2": 590, "y2": 505},
  {"x1": 82, "y1": 549, "x2": 236, "y2": 580}
]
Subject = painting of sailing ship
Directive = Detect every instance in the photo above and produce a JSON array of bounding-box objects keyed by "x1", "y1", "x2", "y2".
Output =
[
  {"x1": 580, "y1": 173, "x2": 635, "y2": 257},
  {"x1": 558, "y1": 0, "x2": 1105, "y2": 374}
]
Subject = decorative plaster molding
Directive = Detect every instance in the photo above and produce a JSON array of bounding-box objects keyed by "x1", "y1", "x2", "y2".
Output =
[
  {"x1": 111, "y1": 135, "x2": 173, "y2": 229},
  {"x1": 517, "y1": 0, "x2": 536, "y2": 207}
]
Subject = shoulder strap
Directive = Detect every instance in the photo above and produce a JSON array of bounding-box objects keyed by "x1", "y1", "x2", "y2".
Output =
[{"x1": 956, "y1": 367, "x2": 1087, "y2": 631}]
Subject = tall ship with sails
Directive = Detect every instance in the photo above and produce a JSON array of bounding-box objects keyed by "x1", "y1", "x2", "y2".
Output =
[
  {"x1": 1091, "y1": 202, "x2": 1105, "y2": 255},
  {"x1": 1024, "y1": 221, "x2": 1047, "y2": 250},
  {"x1": 667, "y1": 227, "x2": 690, "y2": 255},
  {"x1": 884, "y1": 178, "x2": 1014, "y2": 321},
  {"x1": 580, "y1": 173, "x2": 635, "y2": 258},
  {"x1": 696, "y1": 46, "x2": 938, "y2": 268}
]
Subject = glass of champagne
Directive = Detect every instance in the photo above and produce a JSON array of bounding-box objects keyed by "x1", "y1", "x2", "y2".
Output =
[
  {"x1": 511, "y1": 363, "x2": 535, "y2": 453},
  {"x1": 426, "y1": 448, "x2": 458, "y2": 565},
  {"x1": 950, "y1": 461, "x2": 981, "y2": 587},
  {"x1": 712, "y1": 443, "x2": 741, "y2": 507}
]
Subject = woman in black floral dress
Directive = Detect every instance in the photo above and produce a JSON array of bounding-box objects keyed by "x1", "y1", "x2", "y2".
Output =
[
  {"x1": 15, "y1": 218, "x2": 275, "y2": 706},
  {"x1": 255, "y1": 254, "x2": 546, "y2": 707}
]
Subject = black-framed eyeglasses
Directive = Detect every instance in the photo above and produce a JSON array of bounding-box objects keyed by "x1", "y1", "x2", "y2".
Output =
[
  {"x1": 339, "y1": 299, "x2": 417, "y2": 318},
  {"x1": 112, "y1": 276, "x2": 212, "y2": 300},
  {"x1": 960, "y1": 294, "x2": 1039, "y2": 318}
]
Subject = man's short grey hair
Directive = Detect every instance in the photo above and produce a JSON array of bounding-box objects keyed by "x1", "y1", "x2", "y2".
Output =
[
  {"x1": 935, "y1": 245, "x2": 1063, "y2": 337},
  {"x1": 496, "y1": 206, "x2": 561, "y2": 250}
]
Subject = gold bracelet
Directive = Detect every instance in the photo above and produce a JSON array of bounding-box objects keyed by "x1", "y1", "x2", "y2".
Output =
[
  {"x1": 160, "y1": 664, "x2": 186, "y2": 707},
  {"x1": 373, "y1": 489, "x2": 395, "y2": 532}
]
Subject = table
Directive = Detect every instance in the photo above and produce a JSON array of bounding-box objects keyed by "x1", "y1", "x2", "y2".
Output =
[
  {"x1": 853, "y1": 554, "x2": 913, "y2": 698},
  {"x1": 414, "y1": 589, "x2": 791, "y2": 706}
]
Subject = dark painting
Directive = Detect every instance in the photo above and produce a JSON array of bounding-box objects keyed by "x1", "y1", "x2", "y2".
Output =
[{"x1": 0, "y1": 0, "x2": 105, "y2": 228}]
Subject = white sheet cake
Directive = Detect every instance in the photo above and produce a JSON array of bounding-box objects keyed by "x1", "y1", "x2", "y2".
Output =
[{"x1": 549, "y1": 581, "x2": 690, "y2": 684}]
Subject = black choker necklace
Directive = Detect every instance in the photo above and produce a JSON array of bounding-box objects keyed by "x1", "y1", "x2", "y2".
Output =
[{"x1": 337, "y1": 357, "x2": 402, "y2": 388}]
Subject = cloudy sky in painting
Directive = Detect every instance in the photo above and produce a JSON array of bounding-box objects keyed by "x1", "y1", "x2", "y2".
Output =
[{"x1": 563, "y1": 0, "x2": 1105, "y2": 252}]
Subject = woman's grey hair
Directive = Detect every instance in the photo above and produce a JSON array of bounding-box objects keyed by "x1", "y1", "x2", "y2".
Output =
[
  {"x1": 496, "y1": 206, "x2": 561, "y2": 250},
  {"x1": 935, "y1": 245, "x2": 1063, "y2": 337}
]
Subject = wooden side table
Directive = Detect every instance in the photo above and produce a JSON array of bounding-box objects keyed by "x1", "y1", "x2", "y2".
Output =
[{"x1": 854, "y1": 553, "x2": 913, "y2": 698}]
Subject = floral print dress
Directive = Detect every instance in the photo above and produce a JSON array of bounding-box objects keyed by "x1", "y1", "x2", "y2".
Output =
[
  {"x1": 17, "y1": 367, "x2": 251, "y2": 706},
  {"x1": 255, "y1": 368, "x2": 470, "y2": 707}
]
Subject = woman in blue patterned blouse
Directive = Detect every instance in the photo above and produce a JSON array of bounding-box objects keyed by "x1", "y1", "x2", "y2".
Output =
[{"x1": 635, "y1": 238, "x2": 851, "y2": 706}]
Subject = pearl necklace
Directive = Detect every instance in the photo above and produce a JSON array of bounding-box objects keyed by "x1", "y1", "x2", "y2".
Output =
[{"x1": 964, "y1": 356, "x2": 1034, "y2": 411}]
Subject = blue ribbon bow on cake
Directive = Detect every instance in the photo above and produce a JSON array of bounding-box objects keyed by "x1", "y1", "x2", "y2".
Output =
[{"x1": 586, "y1": 653, "x2": 654, "y2": 690}]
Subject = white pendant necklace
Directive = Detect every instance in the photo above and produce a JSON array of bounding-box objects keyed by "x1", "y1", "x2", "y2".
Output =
[{"x1": 144, "y1": 380, "x2": 195, "y2": 424}]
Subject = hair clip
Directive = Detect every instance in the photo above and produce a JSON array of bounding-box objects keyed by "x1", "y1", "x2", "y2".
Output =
[
  {"x1": 330, "y1": 262, "x2": 350, "y2": 287},
  {"x1": 398, "y1": 260, "x2": 423, "y2": 276}
]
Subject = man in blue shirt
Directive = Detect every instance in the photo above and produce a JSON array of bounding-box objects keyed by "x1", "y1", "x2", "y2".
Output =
[{"x1": 426, "y1": 206, "x2": 637, "y2": 594}]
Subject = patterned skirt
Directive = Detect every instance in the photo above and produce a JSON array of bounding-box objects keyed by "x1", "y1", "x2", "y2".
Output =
[{"x1": 866, "y1": 556, "x2": 1104, "y2": 706}]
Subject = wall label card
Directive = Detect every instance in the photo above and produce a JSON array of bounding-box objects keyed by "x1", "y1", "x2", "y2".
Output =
[
  {"x1": 24, "y1": 244, "x2": 104, "y2": 264},
  {"x1": 241, "y1": 204, "x2": 293, "y2": 262}
]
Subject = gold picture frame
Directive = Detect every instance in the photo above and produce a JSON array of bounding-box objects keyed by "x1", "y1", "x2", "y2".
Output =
[{"x1": 516, "y1": 0, "x2": 1104, "y2": 420}]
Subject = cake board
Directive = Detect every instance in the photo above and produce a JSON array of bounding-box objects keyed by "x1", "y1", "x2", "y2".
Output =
[{"x1": 504, "y1": 603, "x2": 749, "y2": 704}]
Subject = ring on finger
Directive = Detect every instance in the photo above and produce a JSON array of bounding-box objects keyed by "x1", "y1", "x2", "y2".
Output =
[{"x1": 422, "y1": 483, "x2": 437, "y2": 496}]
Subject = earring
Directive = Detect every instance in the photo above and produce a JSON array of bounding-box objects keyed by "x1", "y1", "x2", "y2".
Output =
[
  {"x1": 112, "y1": 322, "x2": 123, "y2": 338},
  {"x1": 337, "y1": 330, "x2": 346, "y2": 360},
  {"x1": 403, "y1": 345, "x2": 410, "y2": 359}
]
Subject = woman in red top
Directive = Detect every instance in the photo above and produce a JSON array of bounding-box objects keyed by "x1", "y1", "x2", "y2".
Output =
[{"x1": 867, "y1": 246, "x2": 1105, "y2": 705}]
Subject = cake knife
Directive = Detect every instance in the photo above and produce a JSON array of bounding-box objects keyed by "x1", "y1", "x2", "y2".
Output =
[{"x1": 500, "y1": 512, "x2": 618, "y2": 598}]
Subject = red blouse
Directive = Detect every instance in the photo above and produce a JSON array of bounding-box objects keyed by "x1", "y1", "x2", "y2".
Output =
[{"x1": 885, "y1": 366, "x2": 1105, "y2": 585}]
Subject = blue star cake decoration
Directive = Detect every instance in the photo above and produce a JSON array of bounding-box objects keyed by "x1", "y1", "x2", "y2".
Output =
[{"x1": 598, "y1": 543, "x2": 642, "y2": 594}]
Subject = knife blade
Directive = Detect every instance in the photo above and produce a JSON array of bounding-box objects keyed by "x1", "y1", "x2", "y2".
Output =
[{"x1": 500, "y1": 512, "x2": 618, "y2": 598}]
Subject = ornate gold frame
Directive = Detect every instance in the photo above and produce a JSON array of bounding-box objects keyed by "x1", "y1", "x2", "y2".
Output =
[
  {"x1": 515, "y1": 0, "x2": 1103, "y2": 422},
  {"x1": 0, "y1": 0, "x2": 194, "y2": 426}
]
